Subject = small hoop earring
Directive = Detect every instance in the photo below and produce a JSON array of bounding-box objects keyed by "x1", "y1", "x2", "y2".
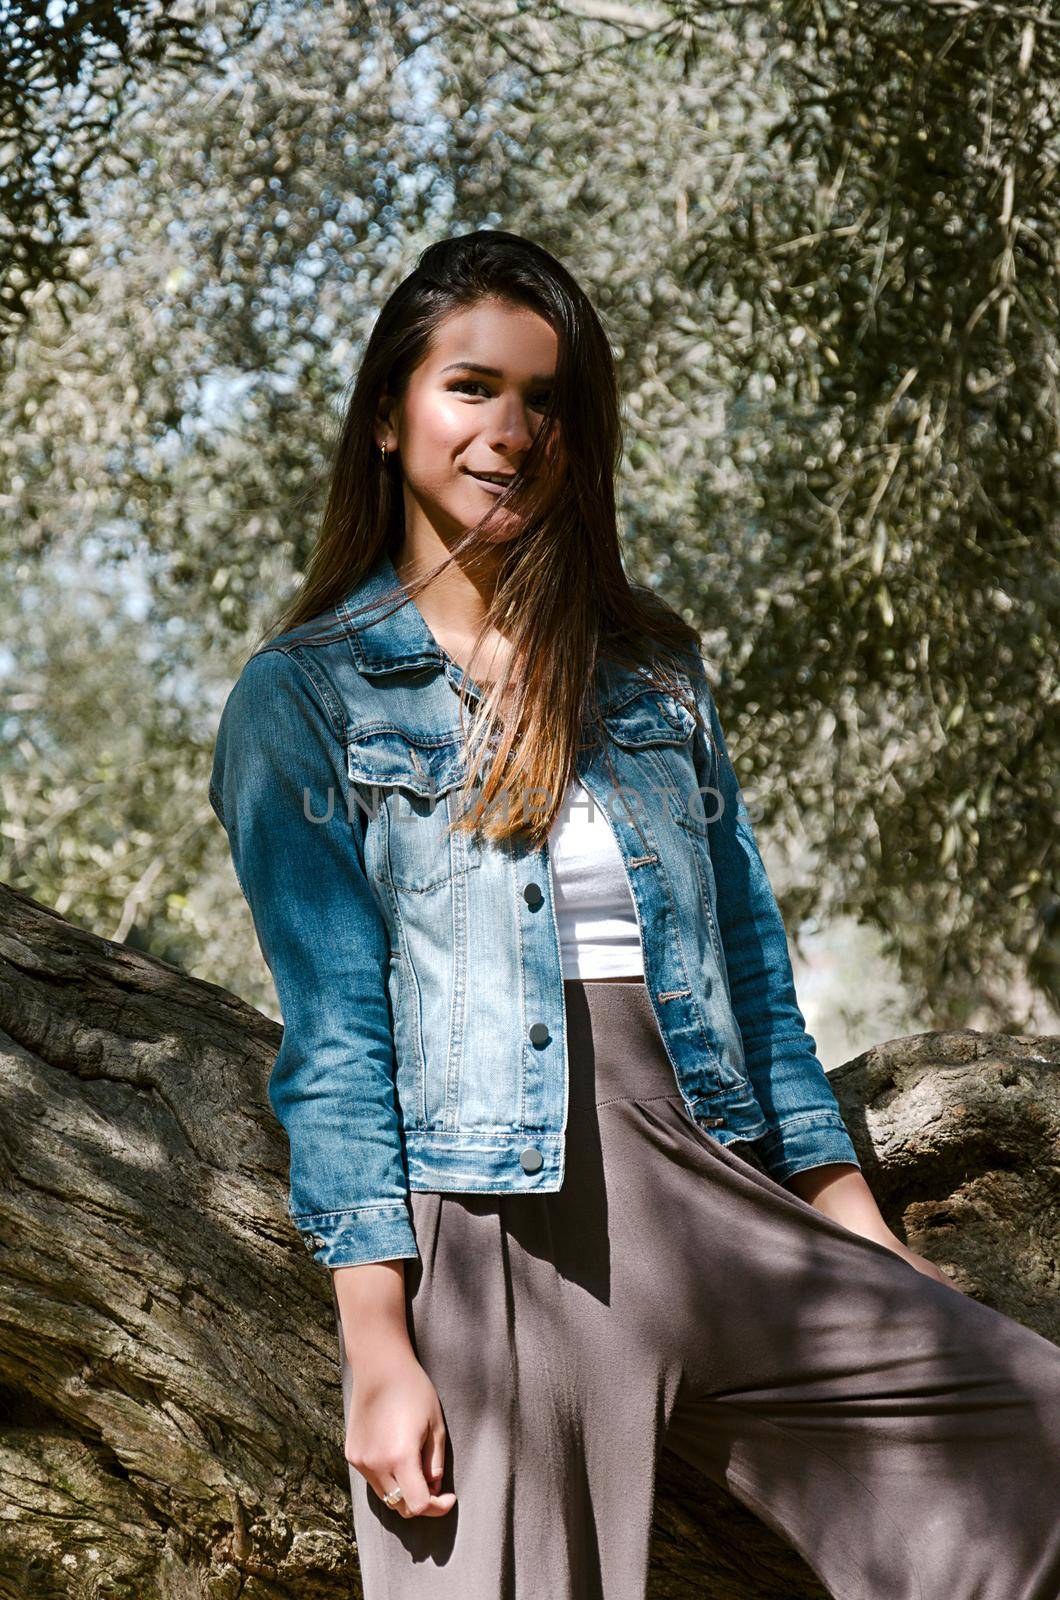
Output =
[{"x1": 380, "y1": 442, "x2": 388, "y2": 464}]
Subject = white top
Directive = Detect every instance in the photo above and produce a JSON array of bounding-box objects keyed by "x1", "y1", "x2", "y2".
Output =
[{"x1": 546, "y1": 777, "x2": 645, "y2": 979}]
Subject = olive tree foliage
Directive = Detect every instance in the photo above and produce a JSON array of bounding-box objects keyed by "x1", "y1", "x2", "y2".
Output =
[
  {"x1": 0, "y1": 0, "x2": 238, "y2": 339},
  {"x1": 0, "y1": 0, "x2": 1055, "y2": 1027},
  {"x1": 676, "y1": 0, "x2": 1060, "y2": 1025}
]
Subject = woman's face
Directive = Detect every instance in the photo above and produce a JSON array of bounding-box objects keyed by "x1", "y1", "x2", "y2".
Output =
[{"x1": 379, "y1": 297, "x2": 561, "y2": 544}]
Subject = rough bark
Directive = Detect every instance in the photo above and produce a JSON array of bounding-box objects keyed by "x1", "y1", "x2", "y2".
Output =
[{"x1": 0, "y1": 881, "x2": 1056, "y2": 1599}]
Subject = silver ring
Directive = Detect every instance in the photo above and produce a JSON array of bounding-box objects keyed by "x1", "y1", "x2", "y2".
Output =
[{"x1": 383, "y1": 1485, "x2": 405, "y2": 1508}]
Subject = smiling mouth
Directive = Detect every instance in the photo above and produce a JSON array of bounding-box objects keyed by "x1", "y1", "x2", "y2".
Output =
[{"x1": 464, "y1": 469, "x2": 518, "y2": 487}]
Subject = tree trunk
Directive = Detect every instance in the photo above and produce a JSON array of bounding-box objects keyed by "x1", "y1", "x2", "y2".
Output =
[{"x1": 1, "y1": 882, "x2": 1056, "y2": 1599}]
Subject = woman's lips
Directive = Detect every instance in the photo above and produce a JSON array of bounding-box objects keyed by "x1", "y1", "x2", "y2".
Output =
[{"x1": 465, "y1": 471, "x2": 515, "y2": 495}]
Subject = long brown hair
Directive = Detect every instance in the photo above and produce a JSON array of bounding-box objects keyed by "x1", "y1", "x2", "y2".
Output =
[{"x1": 261, "y1": 229, "x2": 703, "y2": 849}]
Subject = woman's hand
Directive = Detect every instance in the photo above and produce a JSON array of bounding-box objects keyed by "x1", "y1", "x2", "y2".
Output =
[
  {"x1": 344, "y1": 1338, "x2": 457, "y2": 1518},
  {"x1": 784, "y1": 1162, "x2": 968, "y2": 1295},
  {"x1": 868, "y1": 1232, "x2": 968, "y2": 1294},
  {"x1": 333, "y1": 1260, "x2": 457, "y2": 1518}
]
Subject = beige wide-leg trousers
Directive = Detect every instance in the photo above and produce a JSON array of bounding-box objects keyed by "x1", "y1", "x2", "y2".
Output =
[{"x1": 331, "y1": 978, "x2": 1060, "y2": 1599}]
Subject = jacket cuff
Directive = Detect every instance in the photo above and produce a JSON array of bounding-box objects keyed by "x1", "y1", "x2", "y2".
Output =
[
  {"x1": 751, "y1": 1112, "x2": 862, "y2": 1186},
  {"x1": 291, "y1": 1200, "x2": 420, "y2": 1269}
]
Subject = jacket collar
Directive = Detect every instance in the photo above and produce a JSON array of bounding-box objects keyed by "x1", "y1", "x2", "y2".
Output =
[
  {"x1": 340, "y1": 548, "x2": 450, "y2": 673},
  {"x1": 340, "y1": 546, "x2": 510, "y2": 710},
  {"x1": 338, "y1": 545, "x2": 671, "y2": 715}
]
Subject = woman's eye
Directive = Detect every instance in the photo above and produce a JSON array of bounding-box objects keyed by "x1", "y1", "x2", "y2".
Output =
[{"x1": 450, "y1": 380, "x2": 552, "y2": 409}]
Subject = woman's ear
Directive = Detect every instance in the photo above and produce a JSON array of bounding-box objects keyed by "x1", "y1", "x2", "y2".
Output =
[{"x1": 375, "y1": 395, "x2": 399, "y2": 453}]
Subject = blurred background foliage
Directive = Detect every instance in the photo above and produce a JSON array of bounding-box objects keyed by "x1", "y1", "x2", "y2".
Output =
[{"x1": 0, "y1": 0, "x2": 1056, "y2": 1045}]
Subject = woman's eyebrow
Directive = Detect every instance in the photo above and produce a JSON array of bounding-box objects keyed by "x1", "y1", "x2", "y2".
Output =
[{"x1": 440, "y1": 360, "x2": 554, "y2": 384}]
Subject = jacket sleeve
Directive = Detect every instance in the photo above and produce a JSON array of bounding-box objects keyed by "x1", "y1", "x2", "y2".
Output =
[
  {"x1": 689, "y1": 664, "x2": 862, "y2": 1184},
  {"x1": 208, "y1": 646, "x2": 419, "y2": 1270}
]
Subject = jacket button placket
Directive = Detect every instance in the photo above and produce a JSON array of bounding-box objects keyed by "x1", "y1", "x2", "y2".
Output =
[
  {"x1": 522, "y1": 886, "x2": 551, "y2": 1061},
  {"x1": 520, "y1": 871, "x2": 551, "y2": 1178}
]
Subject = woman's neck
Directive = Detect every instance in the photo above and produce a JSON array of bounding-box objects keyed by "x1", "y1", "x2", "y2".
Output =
[{"x1": 394, "y1": 537, "x2": 514, "y2": 691}]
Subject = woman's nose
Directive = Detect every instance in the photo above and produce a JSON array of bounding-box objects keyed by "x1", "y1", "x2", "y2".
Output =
[{"x1": 485, "y1": 400, "x2": 535, "y2": 452}]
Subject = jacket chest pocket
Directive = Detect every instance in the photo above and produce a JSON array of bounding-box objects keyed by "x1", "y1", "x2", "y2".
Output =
[
  {"x1": 347, "y1": 726, "x2": 482, "y2": 894},
  {"x1": 604, "y1": 688, "x2": 728, "y2": 969},
  {"x1": 663, "y1": 753, "x2": 733, "y2": 975},
  {"x1": 603, "y1": 686, "x2": 705, "y2": 830}
]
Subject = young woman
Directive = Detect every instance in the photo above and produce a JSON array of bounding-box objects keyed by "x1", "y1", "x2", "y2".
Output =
[{"x1": 210, "y1": 230, "x2": 1060, "y2": 1599}]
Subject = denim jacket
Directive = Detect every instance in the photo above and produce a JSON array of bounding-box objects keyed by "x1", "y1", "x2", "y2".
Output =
[{"x1": 209, "y1": 548, "x2": 861, "y2": 1269}]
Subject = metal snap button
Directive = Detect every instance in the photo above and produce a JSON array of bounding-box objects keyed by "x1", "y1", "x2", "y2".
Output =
[
  {"x1": 520, "y1": 1145, "x2": 544, "y2": 1174},
  {"x1": 523, "y1": 881, "x2": 544, "y2": 907},
  {"x1": 528, "y1": 1021, "x2": 550, "y2": 1046}
]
